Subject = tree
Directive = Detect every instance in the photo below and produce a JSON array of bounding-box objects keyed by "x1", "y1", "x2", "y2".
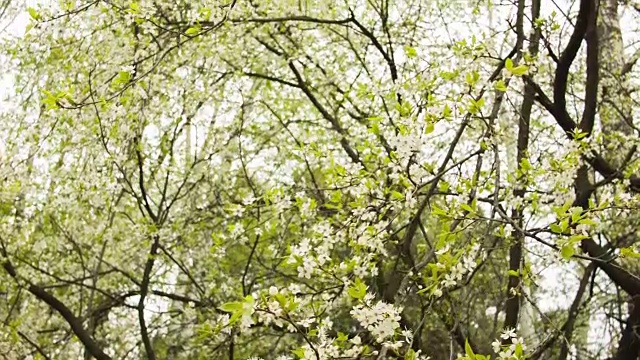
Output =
[{"x1": 2, "y1": 0, "x2": 640, "y2": 359}]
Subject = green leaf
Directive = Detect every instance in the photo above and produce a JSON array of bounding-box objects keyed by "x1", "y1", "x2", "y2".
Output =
[
  {"x1": 494, "y1": 79, "x2": 507, "y2": 92},
  {"x1": 465, "y1": 339, "x2": 476, "y2": 359},
  {"x1": 620, "y1": 247, "x2": 640, "y2": 258},
  {"x1": 292, "y1": 348, "x2": 306, "y2": 359},
  {"x1": 520, "y1": 158, "x2": 532, "y2": 172},
  {"x1": 570, "y1": 207, "x2": 583, "y2": 223},
  {"x1": 113, "y1": 71, "x2": 132, "y2": 86},
  {"x1": 404, "y1": 45, "x2": 417, "y2": 58},
  {"x1": 568, "y1": 234, "x2": 588, "y2": 243},
  {"x1": 523, "y1": 51, "x2": 534, "y2": 63},
  {"x1": 431, "y1": 205, "x2": 450, "y2": 217},
  {"x1": 443, "y1": 104, "x2": 452, "y2": 118},
  {"x1": 337, "y1": 332, "x2": 348, "y2": 342},
  {"x1": 505, "y1": 58, "x2": 528, "y2": 76},
  {"x1": 405, "y1": 349, "x2": 417, "y2": 360},
  {"x1": 274, "y1": 293, "x2": 287, "y2": 308},
  {"x1": 219, "y1": 301, "x2": 243, "y2": 313},
  {"x1": 460, "y1": 203, "x2": 474, "y2": 213},
  {"x1": 27, "y1": 7, "x2": 41, "y2": 21},
  {"x1": 550, "y1": 223, "x2": 563, "y2": 234},
  {"x1": 510, "y1": 64, "x2": 528, "y2": 76},
  {"x1": 440, "y1": 70, "x2": 458, "y2": 81},
  {"x1": 561, "y1": 245, "x2": 574, "y2": 260},
  {"x1": 425, "y1": 122, "x2": 434, "y2": 134},
  {"x1": 185, "y1": 26, "x2": 200, "y2": 35},
  {"x1": 578, "y1": 218, "x2": 597, "y2": 226},
  {"x1": 395, "y1": 101, "x2": 413, "y2": 117},
  {"x1": 571, "y1": 128, "x2": 588, "y2": 140},
  {"x1": 468, "y1": 97, "x2": 484, "y2": 114},
  {"x1": 514, "y1": 343, "x2": 524, "y2": 356},
  {"x1": 466, "y1": 72, "x2": 475, "y2": 86},
  {"x1": 348, "y1": 279, "x2": 367, "y2": 300},
  {"x1": 560, "y1": 219, "x2": 569, "y2": 232},
  {"x1": 244, "y1": 294, "x2": 255, "y2": 304},
  {"x1": 229, "y1": 311, "x2": 242, "y2": 324},
  {"x1": 505, "y1": 58, "x2": 514, "y2": 71},
  {"x1": 199, "y1": 7, "x2": 212, "y2": 20},
  {"x1": 391, "y1": 190, "x2": 404, "y2": 201}
]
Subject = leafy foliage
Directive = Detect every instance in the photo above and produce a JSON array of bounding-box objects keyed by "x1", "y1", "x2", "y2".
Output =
[{"x1": 0, "y1": 0, "x2": 640, "y2": 359}]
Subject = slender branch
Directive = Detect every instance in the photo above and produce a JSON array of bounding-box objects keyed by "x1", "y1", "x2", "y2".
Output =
[
  {"x1": 578, "y1": 0, "x2": 599, "y2": 135},
  {"x1": 137, "y1": 235, "x2": 160, "y2": 360},
  {"x1": 559, "y1": 264, "x2": 595, "y2": 360},
  {"x1": 348, "y1": 9, "x2": 398, "y2": 82},
  {"x1": 503, "y1": 0, "x2": 532, "y2": 333},
  {"x1": 28, "y1": 283, "x2": 111, "y2": 360},
  {"x1": 554, "y1": 0, "x2": 594, "y2": 120},
  {"x1": 287, "y1": 60, "x2": 362, "y2": 165},
  {"x1": 383, "y1": 115, "x2": 470, "y2": 302},
  {"x1": 614, "y1": 295, "x2": 640, "y2": 359},
  {"x1": 621, "y1": 47, "x2": 640, "y2": 76},
  {"x1": 0, "y1": 242, "x2": 111, "y2": 360},
  {"x1": 18, "y1": 330, "x2": 52, "y2": 360},
  {"x1": 134, "y1": 135, "x2": 158, "y2": 223}
]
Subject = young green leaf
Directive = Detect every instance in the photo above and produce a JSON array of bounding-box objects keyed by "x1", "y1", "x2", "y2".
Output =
[
  {"x1": 186, "y1": 26, "x2": 200, "y2": 35},
  {"x1": 509, "y1": 64, "x2": 528, "y2": 76},
  {"x1": 494, "y1": 79, "x2": 507, "y2": 92},
  {"x1": 550, "y1": 223, "x2": 563, "y2": 234},
  {"x1": 561, "y1": 245, "x2": 574, "y2": 260},
  {"x1": 404, "y1": 45, "x2": 418, "y2": 58},
  {"x1": 27, "y1": 7, "x2": 41, "y2": 21},
  {"x1": 460, "y1": 203, "x2": 474, "y2": 213},
  {"x1": 620, "y1": 247, "x2": 640, "y2": 258},
  {"x1": 465, "y1": 339, "x2": 476, "y2": 359},
  {"x1": 425, "y1": 122, "x2": 434, "y2": 134},
  {"x1": 219, "y1": 301, "x2": 244, "y2": 313},
  {"x1": 505, "y1": 58, "x2": 514, "y2": 71},
  {"x1": 348, "y1": 279, "x2": 367, "y2": 300}
]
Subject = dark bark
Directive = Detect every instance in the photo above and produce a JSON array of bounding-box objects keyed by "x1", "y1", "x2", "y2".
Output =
[
  {"x1": 138, "y1": 235, "x2": 160, "y2": 360},
  {"x1": 503, "y1": 0, "x2": 540, "y2": 333},
  {"x1": 614, "y1": 295, "x2": 640, "y2": 360},
  {"x1": 1, "y1": 259, "x2": 111, "y2": 360},
  {"x1": 525, "y1": 0, "x2": 640, "y2": 296}
]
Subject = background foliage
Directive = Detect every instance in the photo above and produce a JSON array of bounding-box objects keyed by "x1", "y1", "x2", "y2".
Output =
[{"x1": 1, "y1": 0, "x2": 640, "y2": 359}]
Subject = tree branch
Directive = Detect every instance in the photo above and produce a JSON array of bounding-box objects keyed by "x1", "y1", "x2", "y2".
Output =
[
  {"x1": 287, "y1": 60, "x2": 362, "y2": 165},
  {"x1": 0, "y1": 240, "x2": 111, "y2": 360},
  {"x1": 503, "y1": 0, "x2": 536, "y2": 333},
  {"x1": 558, "y1": 264, "x2": 595, "y2": 360},
  {"x1": 138, "y1": 235, "x2": 160, "y2": 360},
  {"x1": 579, "y1": 0, "x2": 599, "y2": 135},
  {"x1": 554, "y1": 0, "x2": 594, "y2": 122}
]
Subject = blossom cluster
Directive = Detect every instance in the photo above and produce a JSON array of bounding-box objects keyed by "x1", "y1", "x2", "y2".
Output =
[
  {"x1": 388, "y1": 131, "x2": 423, "y2": 162},
  {"x1": 350, "y1": 293, "x2": 403, "y2": 343},
  {"x1": 240, "y1": 286, "x2": 386, "y2": 359},
  {"x1": 491, "y1": 328, "x2": 527, "y2": 359},
  {"x1": 433, "y1": 243, "x2": 482, "y2": 297}
]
